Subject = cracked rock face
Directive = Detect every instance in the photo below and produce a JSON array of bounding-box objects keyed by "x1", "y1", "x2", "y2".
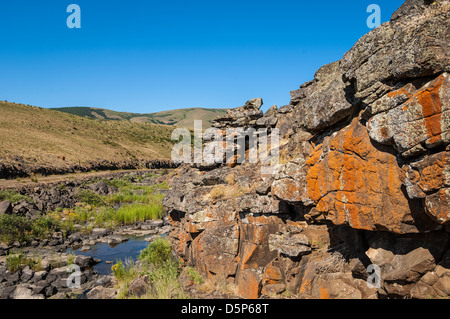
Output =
[
  {"x1": 165, "y1": 0, "x2": 450, "y2": 299},
  {"x1": 368, "y1": 73, "x2": 450, "y2": 156}
]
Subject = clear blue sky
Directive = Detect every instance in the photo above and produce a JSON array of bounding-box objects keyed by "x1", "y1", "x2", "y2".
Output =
[{"x1": 0, "y1": 1, "x2": 403, "y2": 113}]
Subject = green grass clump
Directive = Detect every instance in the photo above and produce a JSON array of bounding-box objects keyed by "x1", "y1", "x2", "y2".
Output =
[
  {"x1": 111, "y1": 258, "x2": 138, "y2": 283},
  {"x1": 139, "y1": 237, "x2": 172, "y2": 266},
  {"x1": 112, "y1": 238, "x2": 187, "y2": 299},
  {"x1": 0, "y1": 214, "x2": 62, "y2": 244},
  {"x1": 106, "y1": 190, "x2": 165, "y2": 206},
  {"x1": 0, "y1": 190, "x2": 32, "y2": 203},
  {"x1": 6, "y1": 250, "x2": 43, "y2": 272},
  {"x1": 76, "y1": 189, "x2": 105, "y2": 206},
  {"x1": 186, "y1": 267, "x2": 203, "y2": 285},
  {"x1": 6, "y1": 250, "x2": 29, "y2": 272},
  {"x1": 147, "y1": 259, "x2": 186, "y2": 299},
  {"x1": 114, "y1": 203, "x2": 164, "y2": 225},
  {"x1": 105, "y1": 178, "x2": 133, "y2": 189}
]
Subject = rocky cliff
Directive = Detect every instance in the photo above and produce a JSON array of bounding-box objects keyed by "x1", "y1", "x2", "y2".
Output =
[{"x1": 163, "y1": 0, "x2": 450, "y2": 299}]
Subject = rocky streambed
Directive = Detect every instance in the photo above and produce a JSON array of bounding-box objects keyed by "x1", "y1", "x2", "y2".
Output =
[{"x1": 0, "y1": 170, "x2": 172, "y2": 299}]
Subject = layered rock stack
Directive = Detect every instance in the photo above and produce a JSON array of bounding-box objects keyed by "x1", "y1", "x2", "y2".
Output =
[{"x1": 164, "y1": 0, "x2": 450, "y2": 299}]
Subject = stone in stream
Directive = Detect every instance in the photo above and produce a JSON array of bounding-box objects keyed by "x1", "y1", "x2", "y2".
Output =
[
  {"x1": 79, "y1": 246, "x2": 91, "y2": 252},
  {"x1": 141, "y1": 220, "x2": 164, "y2": 229},
  {"x1": 91, "y1": 228, "x2": 109, "y2": 239},
  {"x1": 101, "y1": 235, "x2": 128, "y2": 246},
  {"x1": 74, "y1": 255, "x2": 95, "y2": 268},
  {"x1": 94, "y1": 275, "x2": 115, "y2": 288}
]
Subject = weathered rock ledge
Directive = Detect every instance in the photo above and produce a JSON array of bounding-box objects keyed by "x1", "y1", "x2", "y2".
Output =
[{"x1": 164, "y1": 0, "x2": 450, "y2": 299}]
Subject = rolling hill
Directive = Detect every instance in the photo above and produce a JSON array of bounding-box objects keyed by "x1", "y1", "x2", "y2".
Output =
[
  {"x1": 0, "y1": 101, "x2": 177, "y2": 178},
  {"x1": 51, "y1": 106, "x2": 229, "y2": 130}
]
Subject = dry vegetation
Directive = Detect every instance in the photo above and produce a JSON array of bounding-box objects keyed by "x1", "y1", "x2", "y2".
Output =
[{"x1": 0, "y1": 101, "x2": 175, "y2": 170}]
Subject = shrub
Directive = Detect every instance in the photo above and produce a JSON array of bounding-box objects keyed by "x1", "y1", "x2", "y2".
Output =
[
  {"x1": 0, "y1": 214, "x2": 33, "y2": 243},
  {"x1": 0, "y1": 214, "x2": 62, "y2": 244},
  {"x1": 0, "y1": 190, "x2": 32, "y2": 204},
  {"x1": 186, "y1": 267, "x2": 203, "y2": 285},
  {"x1": 139, "y1": 237, "x2": 172, "y2": 266},
  {"x1": 111, "y1": 259, "x2": 137, "y2": 282},
  {"x1": 32, "y1": 215, "x2": 61, "y2": 239},
  {"x1": 147, "y1": 259, "x2": 186, "y2": 299},
  {"x1": 76, "y1": 189, "x2": 105, "y2": 206},
  {"x1": 105, "y1": 178, "x2": 133, "y2": 189}
]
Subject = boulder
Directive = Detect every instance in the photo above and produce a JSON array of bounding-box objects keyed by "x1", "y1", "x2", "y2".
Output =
[
  {"x1": 128, "y1": 275, "x2": 154, "y2": 297},
  {"x1": 268, "y1": 227, "x2": 311, "y2": 257},
  {"x1": 368, "y1": 74, "x2": 450, "y2": 156},
  {"x1": 86, "y1": 286, "x2": 117, "y2": 299},
  {"x1": 292, "y1": 61, "x2": 357, "y2": 133},
  {"x1": 12, "y1": 286, "x2": 45, "y2": 299},
  {"x1": 0, "y1": 201, "x2": 12, "y2": 215},
  {"x1": 90, "y1": 228, "x2": 109, "y2": 239}
]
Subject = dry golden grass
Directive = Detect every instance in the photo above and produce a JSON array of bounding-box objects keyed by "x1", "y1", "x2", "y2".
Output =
[
  {"x1": 210, "y1": 185, "x2": 228, "y2": 200},
  {"x1": 208, "y1": 183, "x2": 254, "y2": 202},
  {"x1": 196, "y1": 278, "x2": 239, "y2": 297},
  {"x1": 224, "y1": 173, "x2": 236, "y2": 185},
  {"x1": 0, "y1": 101, "x2": 175, "y2": 168}
]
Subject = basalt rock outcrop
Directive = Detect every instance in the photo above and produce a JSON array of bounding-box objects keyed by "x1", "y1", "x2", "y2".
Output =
[
  {"x1": 0, "y1": 158, "x2": 177, "y2": 180},
  {"x1": 164, "y1": 0, "x2": 450, "y2": 299}
]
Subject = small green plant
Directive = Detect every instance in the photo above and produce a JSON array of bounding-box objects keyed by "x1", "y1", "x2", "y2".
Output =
[
  {"x1": 139, "y1": 237, "x2": 172, "y2": 266},
  {"x1": 6, "y1": 250, "x2": 27, "y2": 272},
  {"x1": 0, "y1": 190, "x2": 32, "y2": 204},
  {"x1": 76, "y1": 189, "x2": 105, "y2": 206},
  {"x1": 111, "y1": 259, "x2": 137, "y2": 282},
  {"x1": 6, "y1": 250, "x2": 39, "y2": 272},
  {"x1": 186, "y1": 267, "x2": 203, "y2": 285},
  {"x1": 67, "y1": 252, "x2": 74, "y2": 266}
]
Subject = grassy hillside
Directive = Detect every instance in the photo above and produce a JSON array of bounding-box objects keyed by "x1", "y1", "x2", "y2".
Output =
[
  {"x1": 0, "y1": 101, "x2": 175, "y2": 173},
  {"x1": 51, "y1": 106, "x2": 228, "y2": 130}
]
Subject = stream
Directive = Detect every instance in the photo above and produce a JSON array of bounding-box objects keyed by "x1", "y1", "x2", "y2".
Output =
[{"x1": 66, "y1": 237, "x2": 150, "y2": 275}]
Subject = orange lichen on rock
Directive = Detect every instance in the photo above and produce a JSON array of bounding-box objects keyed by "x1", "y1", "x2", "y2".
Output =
[
  {"x1": 320, "y1": 287, "x2": 330, "y2": 299},
  {"x1": 416, "y1": 75, "x2": 444, "y2": 145},
  {"x1": 304, "y1": 117, "x2": 417, "y2": 233},
  {"x1": 416, "y1": 152, "x2": 449, "y2": 192},
  {"x1": 237, "y1": 269, "x2": 262, "y2": 299},
  {"x1": 262, "y1": 264, "x2": 284, "y2": 285},
  {"x1": 387, "y1": 87, "x2": 413, "y2": 99}
]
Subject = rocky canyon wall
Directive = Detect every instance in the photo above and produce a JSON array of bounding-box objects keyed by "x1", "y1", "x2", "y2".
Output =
[{"x1": 163, "y1": 0, "x2": 450, "y2": 299}]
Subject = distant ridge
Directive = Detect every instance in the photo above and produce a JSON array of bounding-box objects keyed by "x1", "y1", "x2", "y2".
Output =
[{"x1": 51, "y1": 106, "x2": 229, "y2": 130}]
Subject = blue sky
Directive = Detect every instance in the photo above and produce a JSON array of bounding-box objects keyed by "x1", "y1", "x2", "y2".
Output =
[{"x1": 0, "y1": 1, "x2": 403, "y2": 113}]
